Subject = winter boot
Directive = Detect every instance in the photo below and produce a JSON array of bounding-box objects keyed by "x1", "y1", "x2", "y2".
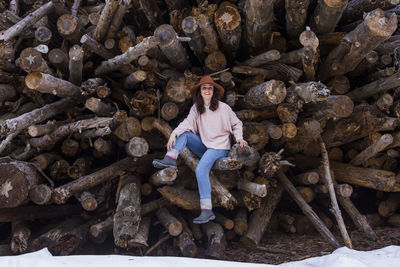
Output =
[
  {"x1": 152, "y1": 150, "x2": 178, "y2": 169},
  {"x1": 193, "y1": 198, "x2": 215, "y2": 224}
]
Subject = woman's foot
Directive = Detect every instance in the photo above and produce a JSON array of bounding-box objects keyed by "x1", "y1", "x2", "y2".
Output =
[
  {"x1": 193, "y1": 210, "x2": 215, "y2": 224},
  {"x1": 152, "y1": 155, "x2": 177, "y2": 169}
]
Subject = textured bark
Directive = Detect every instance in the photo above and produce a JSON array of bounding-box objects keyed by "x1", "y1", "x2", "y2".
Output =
[
  {"x1": 93, "y1": 0, "x2": 119, "y2": 42},
  {"x1": 243, "y1": 0, "x2": 274, "y2": 53},
  {"x1": 53, "y1": 157, "x2": 136, "y2": 204},
  {"x1": 176, "y1": 216, "x2": 197, "y2": 257},
  {"x1": 11, "y1": 221, "x2": 31, "y2": 254},
  {"x1": 285, "y1": 0, "x2": 311, "y2": 39},
  {"x1": 95, "y1": 36, "x2": 159, "y2": 76},
  {"x1": 85, "y1": 97, "x2": 116, "y2": 117},
  {"x1": 128, "y1": 217, "x2": 151, "y2": 247},
  {"x1": 350, "y1": 134, "x2": 393, "y2": 166},
  {"x1": 320, "y1": 9, "x2": 397, "y2": 80},
  {"x1": 0, "y1": 160, "x2": 43, "y2": 208},
  {"x1": 240, "y1": 184, "x2": 283, "y2": 247},
  {"x1": 214, "y1": 2, "x2": 242, "y2": 56},
  {"x1": 114, "y1": 175, "x2": 141, "y2": 248},
  {"x1": 202, "y1": 221, "x2": 226, "y2": 259},
  {"x1": 244, "y1": 80, "x2": 286, "y2": 108},
  {"x1": 310, "y1": 0, "x2": 349, "y2": 34},
  {"x1": 68, "y1": 45, "x2": 84, "y2": 85},
  {"x1": 56, "y1": 14, "x2": 84, "y2": 44},
  {"x1": 25, "y1": 72, "x2": 81, "y2": 97},
  {"x1": 0, "y1": 2, "x2": 54, "y2": 41},
  {"x1": 182, "y1": 15, "x2": 205, "y2": 62},
  {"x1": 330, "y1": 161, "x2": 396, "y2": 191},
  {"x1": 154, "y1": 24, "x2": 189, "y2": 70},
  {"x1": 156, "y1": 207, "x2": 182, "y2": 236},
  {"x1": 150, "y1": 168, "x2": 178, "y2": 186},
  {"x1": 293, "y1": 171, "x2": 320, "y2": 185},
  {"x1": 29, "y1": 184, "x2": 53, "y2": 205},
  {"x1": 242, "y1": 49, "x2": 280, "y2": 67}
]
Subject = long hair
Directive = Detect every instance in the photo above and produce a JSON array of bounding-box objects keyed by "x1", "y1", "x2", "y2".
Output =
[{"x1": 193, "y1": 86, "x2": 221, "y2": 114}]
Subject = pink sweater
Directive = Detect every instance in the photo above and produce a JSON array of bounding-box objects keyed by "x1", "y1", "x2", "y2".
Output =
[{"x1": 172, "y1": 101, "x2": 243, "y2": 149}]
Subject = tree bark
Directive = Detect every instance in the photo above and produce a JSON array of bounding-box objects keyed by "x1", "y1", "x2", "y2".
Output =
[
  {"x1": 285, "y1": 0, "x2": 311, "y2": 39},
  {"x1": 156, "y1": 207, "x2": 182, "y2": 236},
  {"x1": 310, "y1": 0, "x2": 349, "y2": 34},
  {"x1": 202, "y1": 221, "x2": 226, "y2": 259},
  {"x1": 320, "y1": 9, "x2": 397, "y2": 80},
  {"x1": 25, "y1": 72, "x2": 81, "y2": 97}
]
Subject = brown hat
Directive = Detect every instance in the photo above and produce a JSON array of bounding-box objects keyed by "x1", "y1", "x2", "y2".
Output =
[{"x1": 190, "y1": 75, "x2": 225, "y2": 97}]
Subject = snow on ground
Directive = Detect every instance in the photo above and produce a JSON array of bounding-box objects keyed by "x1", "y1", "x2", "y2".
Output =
[{"x1": 1, "y1": 245, "x2": 399, "y2": 267}]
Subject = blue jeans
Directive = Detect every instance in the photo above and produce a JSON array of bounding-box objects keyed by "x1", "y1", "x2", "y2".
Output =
[{"x1": 172, "y1": 131, "x2": 229, "y2": 199}]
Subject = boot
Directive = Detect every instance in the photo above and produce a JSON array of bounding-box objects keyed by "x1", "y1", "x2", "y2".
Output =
[
  {"x1": 193, "y1": 210, "x2": 215, "y2": 224},
  {"x1": 152, "y1": 155, "x2": 177, "y2": 169}
]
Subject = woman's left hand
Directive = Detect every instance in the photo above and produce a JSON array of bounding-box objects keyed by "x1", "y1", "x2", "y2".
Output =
[{"x1": 237, "y1": 139, "x2": 248, "y2": 148}]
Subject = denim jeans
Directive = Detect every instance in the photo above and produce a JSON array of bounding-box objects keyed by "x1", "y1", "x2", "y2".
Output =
[{"x1": 172, "y1": 131, "x2": 229, "y2": 199}]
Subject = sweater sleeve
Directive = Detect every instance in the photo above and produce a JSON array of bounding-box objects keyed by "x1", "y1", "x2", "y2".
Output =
[
  {"x1": 227, "y1": 105, "x2": 243, "y2": 141},
  {"x1": 172, "y1": 105, "x2": 198, "y2": 137}
]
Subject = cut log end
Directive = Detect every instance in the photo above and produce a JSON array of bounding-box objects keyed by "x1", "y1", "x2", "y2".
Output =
[
  {"x1": 25, "y1": 72, "x2": 43, "y2": 90},
  {"x1": 57, "y1": 14, "x2": 79, "y2": 36}
]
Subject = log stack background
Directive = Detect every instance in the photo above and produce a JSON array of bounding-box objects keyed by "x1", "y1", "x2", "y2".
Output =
[{"x1": 0, "y1": 0, "x2": 400, "y2": 259}]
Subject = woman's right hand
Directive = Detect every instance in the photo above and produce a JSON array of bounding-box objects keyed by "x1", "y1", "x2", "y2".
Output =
[{"x1": 167, "y1": 133, "x2": 177, "y2": 151}]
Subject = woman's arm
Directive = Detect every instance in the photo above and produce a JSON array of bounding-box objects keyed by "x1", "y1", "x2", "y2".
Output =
[{"x1": 171, "y1": 105, "x2": 198, "y2": 137}]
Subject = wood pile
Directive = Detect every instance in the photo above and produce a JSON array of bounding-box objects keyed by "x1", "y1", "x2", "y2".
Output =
[{"x1": 0, "y1": 0, "x2": 400, "y2": 259}]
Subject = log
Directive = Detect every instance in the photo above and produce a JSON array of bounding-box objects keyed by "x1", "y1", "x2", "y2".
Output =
[
  {"x1": 305, "y1": 95, "x2": 354, "y2": 123},
  {"x1": 68, "y1": 45, "x2": 84, "y2": 86},
  {"x1": 93, "y1": 0, "x2": 119, "y2": 42},
  {"x1": 285, "y1": 0, "x2": 311, "y2": 39},
  {"x1": 320, "y1": 9, "x2": 397, "y2": 80},
  {"x1": 196, "y1": 13, "x2": 219, "y2": 53},
  {"x1": 176, "y1": 216, "x2": 197, "y2": 257},
  {"x1": 205, "y1": 50, "x2": 227, "y2": 72},
  {"x1": 341, "y1": 0, "x2": 400, "y2": 24},
  {"x1": 158, "y1": 186, "x2": 200, "y2": 210},
  {"x1": 387, "y1": 214, "x2": 400, "y2": 227},
  {"x1": 330, "y1": 161, "x2": 396, "y2": 191},
  {"x1": 350, "y1": 134, "x2": 393, "y2": 166},
  {"x1": 237, "y1": 178, "x2": 267, "y2": 197},
  {"x1": 154, "y1": 24, "x2": 189, "y2": 70},
  {"x1": 48, "y1": 48, "x2": 69, "y2": 76},
  {"x1": 94, "y1": 36, "x2": 159, "y2": 76},
  {"x1": 25, "y1": 72, "x2": 81, "y2": 97},
  {"x1": 128, "y1": 217, "x2": 151, "y2": 247},
  {"x1": 150, "y1": 168, "x2": 178, "y2": 186},
  {"x1": 201, "y1": 221, "x2": 226, "y2": 259},
  {"x1": 10, "y1": 221, "x2": 31, "y2": 254},
  {"x1": 300, "y1": 28, "x2": 319, "y2": 81},
  {"x1": 233, "y1": 207, "x2": 248, "y2": 236},
  {"x1": 113, "y1": 116, "x2": 142, "y2": 142},
  {"x1": 106, "y1": 0, "x2": 131, "y2": 40},
  {"x1": 52, "y1": 157, "x2": 135, "y2": 204},
  {"x1": 293, "y1": 171, "x2": 320, "y2": 185},
  {"x1": 156, "y1": 207, "x2": 182, "y2": 236},
  {"x1": 236, "y1": 108, "x2": 277, "y2": 121},
  {"x1": 90, "y1": 215, "x2": 113, "y2": 242},
  {"x1": 85, "y1": 97, "x2": 116, "y2": 117},
  {"x1": 0, "y1": 159, "x2": 43, "y2": 208},
  {"x1": 182, "y1": 16, "x2": 206, "y2": 63},
  {"x1": 28, "y1": 121, "x2": 57, "y2": 137},
  {"x1": 310, "y1": 0, "x2": 349, "y2": 34},
  {"x1": 56, "y1": 14, "x2": 84, "y2": 44},
  {"x1": 49, "y1": 160, "x2": 70, "y2": 180},
  {"x1": 243, "y1": 0, "x2": 274, "y2": 53},
  {"x1": 114, "y1": 175, "x2": 141, "y2": 248},
  {"x1": 276, "y1": 171, "x2": 340, "y2": 248},
  {"x1": 214, "y1": 2, "x2": 242, "y2": 56},
  {"x1": 378, "y1": 193, "x2": 400, "y2": 217},
  {"x1": 29, "y1": 117, "x2": 113, "y2": 151},
  {"x1": 338, "y1": 195, "x2": 378, "y2": 240},
  {"x1": 29, "y1": 184, "x2": 53, "y2": 205},
  {"x1": 123, "y1": 70, "x2": 146, "y2": 89},
  {"x1": 0, "y1": 1, "x2": 54, "y2": 41},
  {"x1": 75, "y1": 191, "x2": 97, "y2": 211},
  {"x1": 244, "y1": 80, "x2": 286, "y2": 108},
  {"x1": 243, "y1": 122, "x2": 269, "y2": 151},
  {"x1": 240, "y1": 184, "x2": 283, "y2": 247},
  {"x1": 161, "y1": 102, "x2": 179, "y2": 121},
  {"x1": 80, "y1": 34, "x2": 113, "y2": 60},
  {"x1": 242, "y1": 49, "x2": 280, "y2": 67},
  {"x1": 328, "y1": 75, "x2": 350, "y2": 94},
  {"x1": 125, "y1": 137, "x2": 149, "y2": 158}
]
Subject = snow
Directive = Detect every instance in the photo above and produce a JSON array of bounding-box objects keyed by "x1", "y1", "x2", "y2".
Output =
[{"x1": 1, "y1": 245, "x2": 400, "y2": 267}]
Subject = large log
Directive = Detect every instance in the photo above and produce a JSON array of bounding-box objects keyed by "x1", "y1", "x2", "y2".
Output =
[
  {"x1": 240, "y1": 184, "x2": 283, "y2": 246},
  {"x1": 202, "y1": 221, "x2": 226, "y2": 259},
  {"x1": 25, "y1": 72, "x2": 81, "y2": 97},
  {"x1": 320, "y1": 9, "x2": 397, "y2": 80},
  {"x1": 214, "y1": 2, "x2": 241, "y2": 56},
  {"x1": 285, "y1": 0, "x2": 311, "y2": 39},
  {"x1": 243, "y1": 80, "x2": 286, "y2": 108},
  {"x1": 310, "y1": 0, "x2": 349, "y2": 34},
  {"x1": 330, "y1": 161, "x2": 396, "y2": 191},
  {"x1": 0, "y1": 159, "x2": 43, "y2": 208},
  {"x1": 114, "y1": 175, "x2": 141, "y2": 248},
  {"x1": 243, "y1": 0, "x2": 274, "y2": 53}
]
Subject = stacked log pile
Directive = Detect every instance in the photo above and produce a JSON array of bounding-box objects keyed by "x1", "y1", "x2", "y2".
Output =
[{"x1": 0, "y1": 0, "x2": 400, "y2": 259}]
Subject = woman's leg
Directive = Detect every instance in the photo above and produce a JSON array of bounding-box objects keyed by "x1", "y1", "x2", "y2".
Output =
[
  {"x1": 153, "y1": 131, "x2": 207, "y2": 169},
  {"x1": 193, "y1": 148, "x2": 229, "y2": 224}
]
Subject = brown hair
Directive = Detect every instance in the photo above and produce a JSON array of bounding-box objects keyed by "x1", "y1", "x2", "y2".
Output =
[{"x1": 193, "y1": 86, "x2": 221, "y2": 114}]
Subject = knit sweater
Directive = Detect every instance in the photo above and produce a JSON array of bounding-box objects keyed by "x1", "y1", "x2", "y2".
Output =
[{"x1": 172, "y1": 101, "x2": 243, "y2": 150}]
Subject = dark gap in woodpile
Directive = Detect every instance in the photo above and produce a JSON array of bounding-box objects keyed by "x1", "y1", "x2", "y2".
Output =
[{"x1": 0, "y1": 0, "x2": 400, "y2": 263}]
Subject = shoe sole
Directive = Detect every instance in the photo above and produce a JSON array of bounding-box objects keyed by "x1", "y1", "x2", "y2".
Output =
[
  {"x1": 193, "y1": 214, "x2": 215, "y2": 224},
  {"x1": 152, "y1": 160, "x2": 177, "y2": 170}
]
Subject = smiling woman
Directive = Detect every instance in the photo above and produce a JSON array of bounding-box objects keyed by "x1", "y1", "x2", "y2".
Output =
[{"x1": 153, "y1": 75, "x2": 248, "y2": 224}]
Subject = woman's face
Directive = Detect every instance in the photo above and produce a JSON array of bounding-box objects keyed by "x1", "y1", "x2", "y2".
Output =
[{"x1": 200, "y1": 83, "x2": 214, "y2": 103}]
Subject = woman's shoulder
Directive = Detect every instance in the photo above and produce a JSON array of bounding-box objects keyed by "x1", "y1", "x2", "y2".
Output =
[{"x1": 218, "y1": 101, "x2": 233, "y2": 111}]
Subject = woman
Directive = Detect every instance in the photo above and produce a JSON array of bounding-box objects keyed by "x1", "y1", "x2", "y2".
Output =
[{"x1": 152, "y1": 75, "x2": 247, "y2": 224}]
